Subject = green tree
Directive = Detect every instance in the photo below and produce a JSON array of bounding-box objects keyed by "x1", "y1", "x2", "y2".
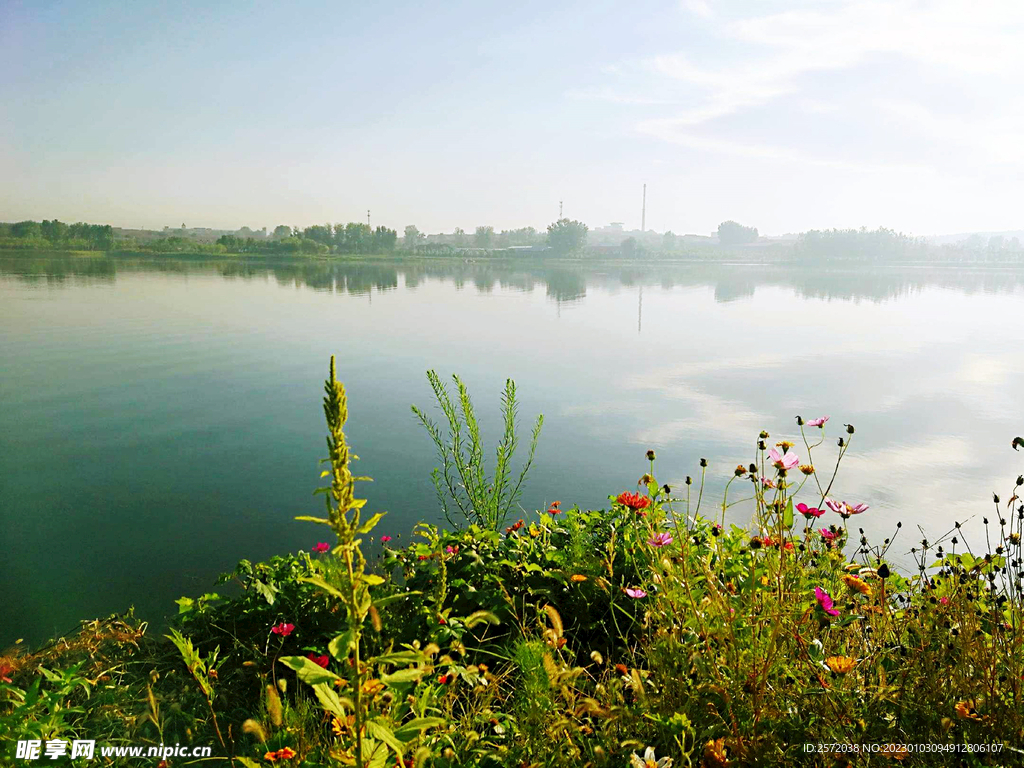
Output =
[
  {"x1": 717, "y1": 220, "x2": 758, "y2": 246},
  {"x1": 662, "y1": 230, "x2": 678, "y2": 252},
  {"x1": 273, "y1": 225, "x2": 292, "y2": 239},
  {"x1": 373, "y1": 226, "x2": 397, "y2": 252},
  {"x1": 546, "y1": 218, "x2": 588, "y2": 255},
  {"x1": 403, "y1": 225, "x2": 423, "y2": 248},
  {"x1": 452, "y1": 227, "x2": 466, "y2": 247},
  {"x1": 474, "y1": 225, "x2": 494, "y2": 248}
]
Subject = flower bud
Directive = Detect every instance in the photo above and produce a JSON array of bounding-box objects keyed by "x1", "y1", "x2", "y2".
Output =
[
  {"x1": 993, "y1": 493, "x2": 1000, "y2": 504},
  {"x1": 759, "y1": 430, "x2": 770, "y2": 439},
  {"x1": 734, "y1": 464, "x2": 747, "y2": 477},
  {"x1": 1017, "y1": 475, "x2": 1023, "y2": 486},
  {"x1": 757, "y1": 440, "x2": 766, "y2": 450},
  {"x1": 748, "y1": 463, "x2": 757, "y2": 474},
  {"x1": 685, "y1": 476, "x2": 692, "y2": 486},
  {"x1": 837, "y1": 437, "x2": 845, "y2": 447},
  {"x1": 845, "y1": 424, "x2": 855, "y2": 434},
  {"x1": 662, "y1": 484, "x2": 671, "y2": 495},
  {"x1": 699, "y1": 457, "x2": 708, "y2": 468},
  {"x1": 877, "y1": 563, "x2": 890, "y2": 579},
  {"x1": 795, "y1": 415, "x2": 804, "y2": 426},
  {"x1": 646, "y1": 449, "x2": 656, "y2": 461}
]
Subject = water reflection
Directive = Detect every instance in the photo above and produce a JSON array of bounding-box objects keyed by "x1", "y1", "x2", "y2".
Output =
[{"x1": 4, "y1": 254, "x2": 1024, "y2": 303}]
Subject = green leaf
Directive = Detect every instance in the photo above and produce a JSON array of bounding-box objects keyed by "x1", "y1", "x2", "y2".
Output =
[
  {"x1": 368, "y1": 650, "x2": 426, "y2": 666},
  {"x1": 782, "y1": 498, "x2": 794, "y2": 529},
  {"x1": 393, "y1": 717, "x2": 448, "y2": 741},
  {"x1": 357, "y1": 511, "x2": 387, "y2": 534},
  {"x1": 295, "y1": 515, "x2": 331, "y2": 524},
  {"x1": 329, "y1": 630, "x2": 355, "y2": 660},
  {"x1": 365, "y1": 719, "x2": 405, "y2": 753},
  {"x1": 279, "y1": 656, "x2": 342, "y2": 686},
  {"x1": 299, "y1": 576, "x2": 346, "y2": 600},
  {"x1": 372, "y1": 591, "x2": 422, "y2": 610},
  {"x1": 253, "y1": 579, "x2": 279, "y2": 606},
  {"x1": 381, "y1": 668, "x2": 425, "y2": 685},
  {"x1": 312, "y1": 682, "x2": 348, "y2": 719},
  {"x1": 363, "y1": 574, "x2": 385, "y2": 586}
]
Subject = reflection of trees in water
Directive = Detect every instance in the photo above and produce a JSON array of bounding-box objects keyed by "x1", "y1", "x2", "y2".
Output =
[
  {"x1": 4, "y1": 255, "x2": 1024, "y2": 304},
  {"x1": 0, "y1": 255, "x2": 116, "y2": 287}
]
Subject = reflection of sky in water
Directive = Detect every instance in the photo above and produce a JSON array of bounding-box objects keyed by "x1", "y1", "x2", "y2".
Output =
[{"x1": 1, "y1": 256, "x2": 1023, "y2": 643}]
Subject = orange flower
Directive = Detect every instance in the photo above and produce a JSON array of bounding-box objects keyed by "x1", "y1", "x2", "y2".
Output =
[
  {"x1": 703, "y1": 738, "x2": 729, "y2": 768},
  {"x1": 825, "y1": 656, "x2": 856, "y2": 674},
  {"x1": 276, "y1": 748, "x2": 296, "y2": 760},
  {"x1": 570, "y1": 574, "x2": 588, "y2": 583},
  {"x1": 616, "y1": 491, "x2": 650, "y2": 512},
  {"x1": 842, "y1": 574, "x2": 872, "y2": 597},
  {"x1": 955, "y1": 700, "x2": 983, "y2": 721}
]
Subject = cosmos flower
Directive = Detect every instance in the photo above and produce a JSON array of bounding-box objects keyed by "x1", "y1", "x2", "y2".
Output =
[
  {"x1": 796, "y1": 502, "x2": 825, "y2": 519},
  {"x1": 647, "y1": 532, "x2": 673, "y2": 548},
  {"x1": 819, "y1": 528, "x2": 839, "y2": 543},
  {"x1": 624, "y1": 587, "x2": 647, "y2": 599},
  {"x1": 768, "y1": 448, "x2": 799, "y2": 471},
  {"x1": 825, "y1": 497, "x2": 869, "y2": 518},
  {"x1": 270, "y1": 622, "x2": 295, "y2": 637},
  {"x1": 311, "y1": 542, "x2": 330, "y2": 553},
  {"x1": 814, "y1": 586, "x2": 840, "y2": 617},
  {"x1": 806, "y1": 416, "x2": 830, "y2": 427},
  {"x1": 306, "y1": 653, "x2": 329, "y2": 668},
  {"x1": 380, "y1": 535, "x2": 392, "y2": 543}
]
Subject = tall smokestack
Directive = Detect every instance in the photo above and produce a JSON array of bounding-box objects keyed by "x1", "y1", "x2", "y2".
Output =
[{"x1": 641, "y1": 184, "x2": 646, "y2": 232}]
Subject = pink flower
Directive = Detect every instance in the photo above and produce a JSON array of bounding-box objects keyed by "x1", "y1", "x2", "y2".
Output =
[
  {"x1": 825, "y1": 497, "x2": 869, "y2": 518},
  {"x1": 445, "y1": 545, "x2": 459, "y2": 555},
  {"x1": 806, "y1": 416, "x2": 830, "y2": 428},
  {"x1": 814, "y1": 586, "x2": 839, "y2": 617},
  {"x1": 796, "y1": 502, "x2": 825, "y2": 519},
  {"x1": 312, "y1": 542, "x2": 330, "y2": 553},
  {"x1": 380, "y1": 535, "x2": 392, "y2": 543},
  {"x1": 760, "y1": 476, "x2": 776, "y2": 489},
  {"x1": 939, "y1": 596, "x2": 949, "y2": 606},
  {"x1": 819, "y1": 528, "x2": 839, "y2": 543},
  {"x1": 271, "y1": 622, "x2": 295, "y2": 637},
  {"x1": 624, "y1": 587, "x2": 647, "y2": 599},
  {"x1": 306, "y1": 653, "x2": 329, "y2": 668},
  {"x1": 768, "y1": 448, "x2": 800, "y2": 471},
  {"x1": 647, "y1": 532, "x2": 673, "y2": 548}
]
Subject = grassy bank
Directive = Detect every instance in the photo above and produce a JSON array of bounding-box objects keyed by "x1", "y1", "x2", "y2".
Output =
[{"x1": 3, "y1": 362, "x2": 1023, "y2": 767}]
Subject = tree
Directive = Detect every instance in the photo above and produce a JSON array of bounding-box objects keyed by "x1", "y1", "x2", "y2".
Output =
[
  {"x1": 273, "y1": 225, "x2": 292, "y2": 240},
  {"x1": 662, "y1": 230, "x2": 678, "y2": 252},
  {"x1": 474, "y1": 226, "x2": 494, "y2": 248},
  {"x1": 717, "y1": 221, "x2": 758, "y2": 246},
  {"x1": 404, "y1": 225, "x2": 423, "y2": 248},
  {"x1": 452, "y1": 227, "x2": 466, "y2": 247},
  {"x1": 620, "y1": 237, "x2": 638, "y2": 257},
  {"x1": 373, "y1": 226, "x2": 397, "y2": 252},
  {"x1": 546, "y1": 218, "x2": 588, "y2": 255}
]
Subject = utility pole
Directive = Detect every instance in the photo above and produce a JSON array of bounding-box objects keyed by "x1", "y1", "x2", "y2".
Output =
[
  {"x1": 367, "y1": 209, "x2": 371, "y2": 227},
  {"x1": 559, "y1": 200, "x2": 563, "y2": 219},
  {"x1": 641, "y1": 184, "x2": 646, "y2": 232}
]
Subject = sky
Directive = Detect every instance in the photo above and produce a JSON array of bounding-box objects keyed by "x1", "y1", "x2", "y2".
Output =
[{"x1": 2, "y1": 0, "x2": 1023, "y2": 236}]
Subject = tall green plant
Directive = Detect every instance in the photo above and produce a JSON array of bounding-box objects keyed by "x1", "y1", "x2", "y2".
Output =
[{"x1": 412, "y1": 371, "x2": 543, "y2": 530}]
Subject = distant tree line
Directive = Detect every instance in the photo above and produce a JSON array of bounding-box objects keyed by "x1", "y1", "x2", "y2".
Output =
[
  {"x1": 220, "y1": 223, "x2": 398, "y2": 255},
  {"x1": 0, "y1": 219, "x2": 114, "y2": 250}
]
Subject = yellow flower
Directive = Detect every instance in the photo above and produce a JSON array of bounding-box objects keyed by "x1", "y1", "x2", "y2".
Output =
[
  {"x1": 775, "y1": 440, "x2": 794, "y2": 450},
  {"x1": 955, "y1": 700, "x2": 983, "y2": 721},
  {"x1": 361, "y1": 678, "x2": 384, "y2": 696},
  {"x1": 702, "y1": 738, "x2": 728, "y2": 768},
  {"x1": 842, "y1": 574, "x2": 872, "y2": 597},
  {"x1": 760, "y1": 576, "x2": 770, "y2": 587},
  {"x1": 570, "y1": 574, "x2": 588, "y2": 583},
  {"x1": 825, "y1": 656, "x2": 856, "y2": 674},
  {"x1": 799, "y1": 464, "x2": 815, "y2": 475}
]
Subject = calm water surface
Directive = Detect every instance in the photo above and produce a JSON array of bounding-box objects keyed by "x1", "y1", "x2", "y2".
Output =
[{"x1": 3, "y1": 255, "x2": 1024, "y2": 645}]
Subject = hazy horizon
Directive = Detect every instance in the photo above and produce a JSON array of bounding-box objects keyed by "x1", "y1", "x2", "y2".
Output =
[{"x1": 3, "y1": 1, "x2": 1023, "y2": 237}]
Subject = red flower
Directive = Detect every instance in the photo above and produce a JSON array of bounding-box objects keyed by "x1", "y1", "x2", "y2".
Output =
[
  {"x1": 306, "y1": 653, "x2": 329, "y2": 668},
  {"x1": 438, "y1": 674, "x2": 450, "y2": 684},
  {"x1": 270, "y1": 622, "x2": 295, "y2": 637},
  {"x1": 616, "y1": 492, "x2": 650, "y2": 512}
]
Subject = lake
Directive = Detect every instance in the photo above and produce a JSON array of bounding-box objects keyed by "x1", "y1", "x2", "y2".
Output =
[{"x1": 2, "y1": 253, "x2": 1023, "y2": 646}]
